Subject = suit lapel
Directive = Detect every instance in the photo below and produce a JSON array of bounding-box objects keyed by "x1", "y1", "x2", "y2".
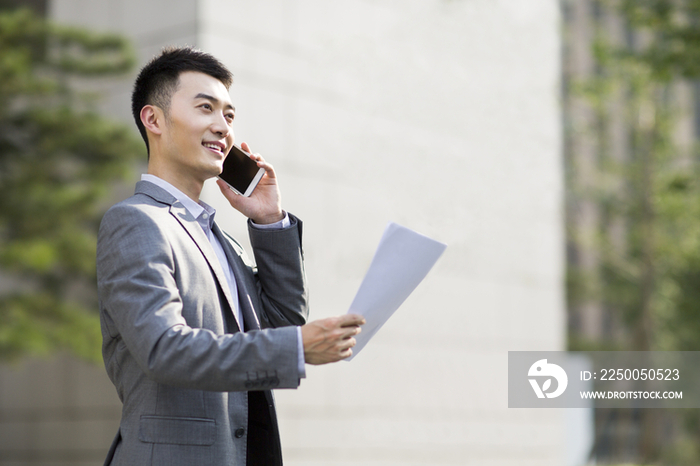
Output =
[
  {"x1": 169, "y1": 203, "x2": 242, "y2": 331},
  {"x1": 212, "y1": 223, "x2": 261, "y2": 331},
  {"x1": 135, "y1": 181, "x2": 241, "y2": 331}
]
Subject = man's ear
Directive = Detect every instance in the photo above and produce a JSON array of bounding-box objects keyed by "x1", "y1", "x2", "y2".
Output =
[{"x1": 140, "y1": 105, "x2": 164, "y2": 136}]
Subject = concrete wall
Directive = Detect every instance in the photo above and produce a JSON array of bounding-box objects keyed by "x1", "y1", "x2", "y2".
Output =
[
  {"x1": 0, "y1": 1, "x2": 565, "y2": 465},
  {"x1": 199, "y1": 1, "x2": 565, "y2": 465}
]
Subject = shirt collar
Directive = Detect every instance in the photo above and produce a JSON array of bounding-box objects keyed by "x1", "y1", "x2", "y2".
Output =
[{"x1": 141, "y1": 174, "x2": 216, "y2": 231}]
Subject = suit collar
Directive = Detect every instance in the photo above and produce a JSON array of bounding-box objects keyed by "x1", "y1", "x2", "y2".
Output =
[
  {"x1": 135, "y1": 179, "x2": 178, "y2": 206},
  {"x1": 137, "y1": 176, "x2": 204, "y2": 211}
]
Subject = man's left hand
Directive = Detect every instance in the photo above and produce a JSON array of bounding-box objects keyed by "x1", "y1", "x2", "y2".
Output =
[{"x1": 216, "y1": 142, "x2": 284, "y2": 224}]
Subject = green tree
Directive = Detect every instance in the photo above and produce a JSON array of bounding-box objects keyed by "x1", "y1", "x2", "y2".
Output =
[
  {"x1": 0, "y1": 9, "x2": 141, "y2": 362},
  {"x1": 566, "y1": 0, "x2": 700, "y2": 463}
]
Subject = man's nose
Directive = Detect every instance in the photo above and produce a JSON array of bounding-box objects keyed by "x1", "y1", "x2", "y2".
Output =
[{"x1": 211, "y1": 113, "x2": 230, "y2": 137}]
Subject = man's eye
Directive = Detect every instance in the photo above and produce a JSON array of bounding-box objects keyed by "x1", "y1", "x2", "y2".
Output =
[{"x1": 201, "y1": 104, "x2": 212, "y2": 110}]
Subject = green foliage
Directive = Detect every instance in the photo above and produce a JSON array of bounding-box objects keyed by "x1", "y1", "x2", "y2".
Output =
[
  {"x1": 568, "y1": 0, "x2": 700, "y2": 352},
  {"x1": 567, "y1": 0, "x2": 700, "y2": 463},
  {"x1": 0, "y1": 9, "x2": 142, "y2": 362},
  {"x1": 618, "y1": 0, "x2": 700, "y2": 80}
]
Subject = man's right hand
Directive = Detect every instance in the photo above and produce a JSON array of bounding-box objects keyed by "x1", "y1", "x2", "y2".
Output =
[{"x1": 301, "y1": 314, "x2": 366, "y2": 365}]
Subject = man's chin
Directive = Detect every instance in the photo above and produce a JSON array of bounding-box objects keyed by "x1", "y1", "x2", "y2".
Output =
[
  {"x1": 209, "y1": 161, "x2": 225, "y2": 177},
  {"x1": 197, "y1": 165, "x2": 224, "y2": 183}
]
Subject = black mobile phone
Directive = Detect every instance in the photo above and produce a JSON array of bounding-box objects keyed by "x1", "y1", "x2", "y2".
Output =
[{"x1": 217, "y1": 144, "x2": 265, "y2": 197}]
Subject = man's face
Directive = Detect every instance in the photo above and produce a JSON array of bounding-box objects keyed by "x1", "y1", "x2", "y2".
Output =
[{"x1": 160, "y1": 71, "x2": 235, "y2": 183}]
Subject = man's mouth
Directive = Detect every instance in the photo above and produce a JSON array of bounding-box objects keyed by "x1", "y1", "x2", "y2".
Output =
[{"x1": 203, "y1": 141, "x2": 226, "y2": 155}]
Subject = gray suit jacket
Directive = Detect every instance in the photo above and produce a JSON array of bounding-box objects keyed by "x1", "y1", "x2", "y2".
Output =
[{"x1": 96, "y1": 181, "x2": 308, "y2": 465}]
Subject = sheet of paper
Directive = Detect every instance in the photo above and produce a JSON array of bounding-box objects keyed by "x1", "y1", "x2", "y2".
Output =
[{"x1": 346, "y1": 222, "x2": 447, "y2": 360}]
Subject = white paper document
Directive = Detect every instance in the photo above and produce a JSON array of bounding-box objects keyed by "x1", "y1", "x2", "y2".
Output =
[{"x1": 346, "y1": 222, "x2": 447, "y2": 360}]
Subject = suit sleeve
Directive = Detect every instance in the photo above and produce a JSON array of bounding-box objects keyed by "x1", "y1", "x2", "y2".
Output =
[
  {"x1": 97, "y1": 204, "x2": 301, "y2": 392},
  {"x1": 248, "y1": 214, "x2": 309, "y2": 329}
]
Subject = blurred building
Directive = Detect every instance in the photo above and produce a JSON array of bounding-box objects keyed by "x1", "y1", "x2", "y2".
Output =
[{"x1": 0, "y1": 1, "x2": 565, "y2": 465}]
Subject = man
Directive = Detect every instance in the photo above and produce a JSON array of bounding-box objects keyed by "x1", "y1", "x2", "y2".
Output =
[{"x1": 96, "y1": 46, "x2": 364, "y2": 466}]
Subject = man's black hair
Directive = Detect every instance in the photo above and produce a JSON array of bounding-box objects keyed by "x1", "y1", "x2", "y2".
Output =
[{"x1": 131, "y1": 46, "x2": 233, "y2": 154}]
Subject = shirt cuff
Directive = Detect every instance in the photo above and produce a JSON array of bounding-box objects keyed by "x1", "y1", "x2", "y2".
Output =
[
  {"x1": 296, "y1": 326, "x2": 306, "y2": 379},
  {"x1": 251, "y1": 211, "x2": 290, "y2": 230}
]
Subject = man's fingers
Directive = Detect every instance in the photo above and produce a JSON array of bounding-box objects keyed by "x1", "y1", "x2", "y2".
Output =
[
  {"x1": 301, "y1": 314, "x2": 365, "y2": 365},
  {"x1": 338, "y1": 313, "x2": 366, "y2": 327},
  {"x1": 335, "y1": 314, "x2": 364, "y2": 340},
  {"x1": 341, "y1": 335, "x2": 357, "y2": 349},
  {"x1": 337, "y1": 338, "x2": 356, "y2": 359},
  {"x1": 340, "y1": 325, "x2": 361, "y2": 339}
]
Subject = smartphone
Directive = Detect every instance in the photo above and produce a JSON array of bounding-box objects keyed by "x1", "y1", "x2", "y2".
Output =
[{"x1": 218, "y1": 144, "x2": 265, "y2": 197}]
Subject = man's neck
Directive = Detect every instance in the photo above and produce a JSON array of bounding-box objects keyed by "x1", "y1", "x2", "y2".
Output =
[{"x1": 147, "y1": 165, "x2": 203, "y2": 203}]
